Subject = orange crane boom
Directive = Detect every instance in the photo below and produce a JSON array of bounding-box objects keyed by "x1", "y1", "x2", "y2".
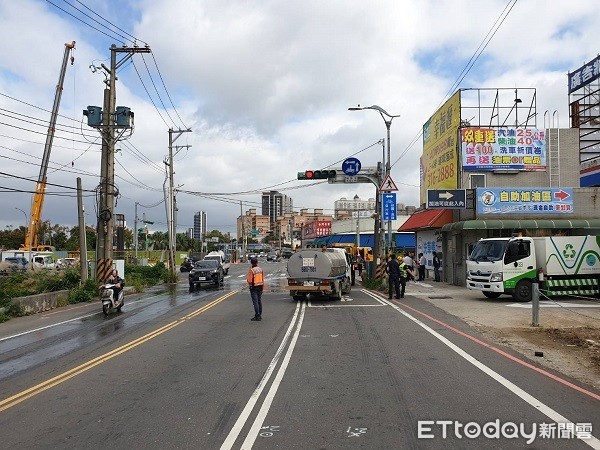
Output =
[{"x1": 20, "y1": 41, "x2": 75, "y2": 252}]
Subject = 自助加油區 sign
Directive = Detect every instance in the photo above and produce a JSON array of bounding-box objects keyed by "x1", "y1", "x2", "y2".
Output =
[{"x1": 476, "y1": 187, "x2": 574, "y2": 214}]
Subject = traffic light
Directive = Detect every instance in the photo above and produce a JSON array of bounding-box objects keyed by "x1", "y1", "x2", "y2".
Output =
[{"x1": 297, "y1": 169, "x2": 337, "y2": 180}]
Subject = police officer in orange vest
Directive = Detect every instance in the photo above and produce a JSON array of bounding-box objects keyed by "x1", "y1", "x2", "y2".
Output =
[{"x1": 246, "y1": 257, "x2": 265, "y2": 321}]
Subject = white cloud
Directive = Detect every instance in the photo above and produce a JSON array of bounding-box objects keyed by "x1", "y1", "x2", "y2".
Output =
[{"x1": 0, "y1": 0, "x2": 598, "y2": 238}]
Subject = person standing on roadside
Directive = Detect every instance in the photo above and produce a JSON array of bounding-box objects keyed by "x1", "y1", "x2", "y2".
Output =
[
  {"x1": 246, "y1": 257, "x2": 265, "y2": 321},
  {"x1": 418, "y1": 252, "x2": 426, "y2": 281},
  {"x1": 398, "y1": 257, "x2": 413, "y2": 298},
  {"x1": 432, "y1": 251, "x2": 441, "y2": 282},
  {"x1": 386, "y1": 254, "x2": 401, "y2": 299},
  {"x1": 403, "y1": 252, "x2": 415, "y2": 282},
  {"x1": 356, "y1": 253, "x2": 364, "y2": 279}
]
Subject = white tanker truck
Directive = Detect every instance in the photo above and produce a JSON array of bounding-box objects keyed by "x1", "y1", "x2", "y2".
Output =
[{"x1": 285, "y1": 248, "x2": 353, "y2": 300}]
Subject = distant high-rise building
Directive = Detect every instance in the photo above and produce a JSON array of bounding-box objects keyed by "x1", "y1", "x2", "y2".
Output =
[
  {"x1": 193, "y1": 211, "x2": 207, "y2": 240},
  {"x1": 334, "y1": 194, "x2": 376, "y2": 219},
  {"x1": 262, "y1": 191, "x2": 293, "y2": 227}
]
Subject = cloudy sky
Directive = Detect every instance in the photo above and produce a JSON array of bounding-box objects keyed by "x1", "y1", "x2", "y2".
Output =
[{"x1": 0, "y1": 0, "x2": 597, "y2": 238}]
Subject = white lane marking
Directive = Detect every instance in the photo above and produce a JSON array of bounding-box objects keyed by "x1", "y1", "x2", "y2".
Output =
[
  {"x1": 0, "y1": 294, "x2": 163, "y2": 343},
  {"x1": 40, "y1": 301, "x2": 96, "y2": 317},
  {"x1": 0, "y1": 313, "x2": 97, "y2": 342},
  {"x1": 241, "y1": 302, "x2": 306, "y2": 449},
  {"x1": 373, "y1": 295, "x2": 387, "y2": 306},
  {"x1": 237, "y1": 274, "x2": 245, "y2": 278},
  {"x1": 362, "y1": 290, "x2": 600, "y2": 448},
  {"x1": 308, "y1": 304, "x2": 385, "y2": 308},
  {"x1": 220, "y1": 302, "x2": 302, "y2": 450}
]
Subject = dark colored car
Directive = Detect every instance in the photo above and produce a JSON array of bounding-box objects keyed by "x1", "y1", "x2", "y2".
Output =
[
  {"x1": 189, "y1": 259, "x2": 224, "y2": 288},
  {"x1": 267, "y1": 253, "x2": 279, "y2": 262}
]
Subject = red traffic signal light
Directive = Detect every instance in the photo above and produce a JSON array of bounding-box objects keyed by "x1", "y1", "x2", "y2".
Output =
[{"x1": 297, "y1": 169, "x2": 337, "y2": 180}]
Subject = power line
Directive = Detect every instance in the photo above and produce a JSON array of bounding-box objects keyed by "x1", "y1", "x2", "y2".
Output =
[
  {"x1": 0, "y1": 107, "x2": 100, "y2": 141},
  {"x1": 391, "y1": 0, "x2": 518, "y2": 168},
  {"x1": 0, "y1": 133, "x2": 101, "y2": 153},
  {"x1": 0, "y1": 185, "x2": 94, "y2": 197},
  {"x1": 0, "y1": 145, "x2": 99, "y2": 179},
  {"x1": 131, "y1": 59, "x2": 170, "y2": 128},
  {"x1": 151, "y1": 53, "x2": 189, "y2": 130},
  {"x1": 115, "y1": 157, "x2": 162, "y2": 192},
  {"x1": 45, "y1": 0, "x2": 129, "y2": 44},
  {"x1": 119, "y1": 140, "x2": 164, "y2": 173},
  {"x1": 0, "y1": 143, "x2": 163, "y2": 193},
  {"x1": 141, "y1": 54, "x2": 177, "y2": 128},
  {"x1": 0, "y1": 120, "x2": 102, "y2": 146},
  {"x1": 0, "y1": 171, "x2": 95, "y2": 191},
  {"x1": 72, "y1": 0, "x2": 148, "y2": 46},
  {"x1": 0, "y1": 91, "x2": 94, "y2": 126}
]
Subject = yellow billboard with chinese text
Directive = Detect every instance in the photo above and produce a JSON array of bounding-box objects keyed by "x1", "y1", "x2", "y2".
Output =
[{"x1": 420, "y1": 91, "x2": 461, "y2": 204}]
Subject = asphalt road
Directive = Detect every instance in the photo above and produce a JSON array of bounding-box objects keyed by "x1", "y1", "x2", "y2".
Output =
[{"x1": 0, "y1": 259, "x2": 598, "y2": 449}]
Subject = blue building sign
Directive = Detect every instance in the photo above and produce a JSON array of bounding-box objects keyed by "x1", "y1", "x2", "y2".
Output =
[
  {"x1": 476, "y1": 187, "x2": 574, "y2": 214},
  {"x1": 383, "y1": 193, "x2": 397, "y2": 221}
]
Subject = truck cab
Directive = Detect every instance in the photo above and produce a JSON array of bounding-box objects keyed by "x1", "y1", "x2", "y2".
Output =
[
  {"x1": 467, "y1": 237, "x2": 536, "y2": 301},
  {"x1": 204, "y1": 251, "x2": 230, "y2": 275},
  {"x1": 467, "y1": 235, "x2": 600, "y2": 302}
]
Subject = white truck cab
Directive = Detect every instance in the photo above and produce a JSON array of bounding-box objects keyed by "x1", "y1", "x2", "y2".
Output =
[{"x1": 467, "y1": 235, "x2": 600, "y2": 301}]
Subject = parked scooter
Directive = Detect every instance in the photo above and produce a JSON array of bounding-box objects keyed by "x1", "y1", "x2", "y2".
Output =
[
  {"x1": 180, "y1": 259, "x2": 193, "y2": 272},
  {"x1": 99, "y1": 281, "x2": 124, "y2": 315}
]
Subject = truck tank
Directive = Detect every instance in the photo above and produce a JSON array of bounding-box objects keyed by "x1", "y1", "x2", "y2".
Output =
[{"x1": 287, "y1": 249, "x2": 347, "y2": 279}]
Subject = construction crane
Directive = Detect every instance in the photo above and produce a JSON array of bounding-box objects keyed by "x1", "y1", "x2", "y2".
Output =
[{"x1": 20, "y1": 41, "x2": 76, "y2": 252}]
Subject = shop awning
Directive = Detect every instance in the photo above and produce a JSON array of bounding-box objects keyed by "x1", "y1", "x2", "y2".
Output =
[
  {"x1": 312, "y1": 233, "x2": 416, "y2": 248},
  {"x1": 441, "y1": 218, "x2": 600, "y2": 232},
  {"x1": 398, "y1": 209, "x2": 453, "y2": 232}
]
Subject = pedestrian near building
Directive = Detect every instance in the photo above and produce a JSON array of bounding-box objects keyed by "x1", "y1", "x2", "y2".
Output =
[
  {"x1": 386, "y1": 254, "x2": 402, "y2": 299},
  {"x1": 356, "y1": 253, "x2": 364, "y2": 279},
  {"x1": 432, "y1": 251, "x2": 441, "y2": 282},
  {"x1": 398, "y1": 256, "x2": 413, "y2": 298},
  {"x1": 246, "y1": 257, "x2": 265, "y2": 321},
  {"x1": 418, "y1": 252, "x2": 426, "y2": 281},
  {"x1": 403, "y1": 252, "x2": 415, "y2": 282}
]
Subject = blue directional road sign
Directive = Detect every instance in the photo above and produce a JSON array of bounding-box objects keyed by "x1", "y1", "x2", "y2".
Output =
[
  {"x1": 382, "y1": 193, "x2": 397, "y2": 221},
  {"x1": 427, "y1": 189, "x2": 466, "y2": 209},
  {"x1": 342, "y1": 157, "x2": 361, "y2": 176}
]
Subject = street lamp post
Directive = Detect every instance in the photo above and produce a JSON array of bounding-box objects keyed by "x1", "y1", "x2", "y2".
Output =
[
  {"x1": 349, "y1": 105, "x2": 400, "y2": 257},
  {"x1": 15, "y1": 207, "x2": 32, "y2": 268}
]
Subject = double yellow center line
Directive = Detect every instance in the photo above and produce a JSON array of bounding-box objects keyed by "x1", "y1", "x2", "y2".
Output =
[{"x1": 0, "y1": 291, "x2": 237, "y2": 412}]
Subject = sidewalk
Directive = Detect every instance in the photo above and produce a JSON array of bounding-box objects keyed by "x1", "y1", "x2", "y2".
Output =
[
  {"x1": 404, "y1": 279, "x2": 600, "y2": 329},
  {"x1": 387, "y1": 279, "x2": 600, "y2": 389}
]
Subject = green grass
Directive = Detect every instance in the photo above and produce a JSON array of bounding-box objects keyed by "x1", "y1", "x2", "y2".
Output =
[{"x1": 0, "y1": 263, "x2": 169, "y2": 321}]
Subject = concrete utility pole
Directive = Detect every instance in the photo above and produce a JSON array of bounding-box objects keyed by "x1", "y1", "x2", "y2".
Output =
[
  {"x1": 76, "y1": 177, "x2": 88, "y2": 283},
  {"x1": 92, "y1": 44, "x2": 150, "y2": 282},
  {"x1": 166, "y1": 128, "x2": 191, "y2": 276},
  {"x1": 134, "y1": 202, "x2": 138, "y2": 263}
]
